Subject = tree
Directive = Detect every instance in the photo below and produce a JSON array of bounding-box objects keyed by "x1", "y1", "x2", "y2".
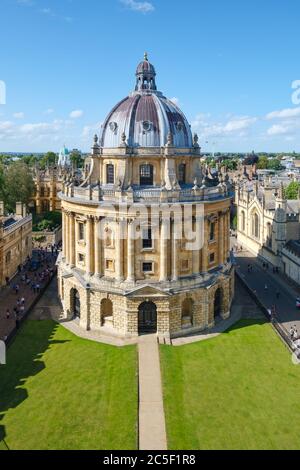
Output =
[
  {"x1": 40, "y1": 151, "x2": 57, "y2": 169},
  {"x1": 222, "y1": 159, "x2": 238, "y2": 171},
  {"x1": 69, "y1": 149, "x2": 83, "y2": 168},
  {"x1": 267, "y1": 159, "x2": 282, "y2": 171},
  {"x1": 257, "y1": 156, "x2": 268, "y2": 169},
  {"x1": 284, "y1": 181, "x2": 300, "y2": 200},
  {"x1": 2, "y1": 161, "x2": 35, "y2": 213}
]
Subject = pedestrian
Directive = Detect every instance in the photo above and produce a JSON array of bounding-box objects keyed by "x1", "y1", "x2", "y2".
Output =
[
  {"x1": 21, "y1": 297, "x2": 25, "y2": 305},
  {"x1": 264, "y1": 284, "x2": 268, "y2": 291},
  {"x1": 290, "y1": 326, "x2": 295, "y2": 340},
  {"x1": 276, "y1": 291, "x2": 280, "y2": 299},
  {"x1": 6, "y1": 309, "x2": 10, "y2": 319},
  {"x1": 294, "y1": 329, "x2": 298, "y2": 341}
]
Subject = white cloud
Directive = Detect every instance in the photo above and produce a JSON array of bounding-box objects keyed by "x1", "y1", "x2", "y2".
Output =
[
  {"x1": 13, "y1": 112, "x2": 25, "y2": 119},
  {"x1": 70, "y1": 109, "x2": 84, "y2": 119},
  {"x1": 266, "y1": 107, "x2": 300, "y2": 120},
  {"x1": 266, "y1": 120, "x2": 300, "y2": 136},
  {"x1": 81, "y1": 122, "x2": 102, "y2": 141},
  {"x1": 44, "y1": 108, "x2": 54, "y2": 115},
  {"x1": 40, "y1": 8, "x2": 52, "y2": 15},
  {"x1": 192, "y1": 115, "x2": 257, "y2": 139},
  {"x1": 120, "y1": 0, "x2": 154, "y2": 14}
]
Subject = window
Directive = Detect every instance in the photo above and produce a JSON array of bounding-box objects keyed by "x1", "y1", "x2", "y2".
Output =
[
  {"x1": 140, "y1": 164, "x2": 154, "y2": 186},
  {"x1": 142, "y1": 228, "x2": 152, "y2": 249},
  {"x1": 209, "y1": 222, "x2": 215, "y2": 242},
  {"x1": 106, "y1": 164, "x2": 114, "y2": 184},
  {"x1": 5, "y1": 251, "x2": 11, "y2": 265},
  {"x1": 182, "y1": 260, "x2": 189, "y2": 270},
  {"x1": 78, "y1": 254, "x2": 85, "y2": 264},
  {"x1": 178, "y1": 163, "x2": 186, "y2": 185},
  {"x1": 209, "y1": 253, "x2": 215, "y2": 264},
  {"x1": 78, "y1": 222, "x2": 85, "y2": 241},
  {"x1": 241, "y1": 211, "x2": 245, "y2": 232},
  {"x1": 143, "y1": 262, "x2": 153, "y2": 273},
  {"x1": 105, "y1": 259, "x2": 114, "y2": 271},
  {"x1": 252, "y1": 212, "x2": 260, "y2": 239}
]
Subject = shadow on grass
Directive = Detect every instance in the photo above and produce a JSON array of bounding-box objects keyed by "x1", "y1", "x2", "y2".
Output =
[{"x1": 0, "y1": 320, "x2": 69, "y2": 449}]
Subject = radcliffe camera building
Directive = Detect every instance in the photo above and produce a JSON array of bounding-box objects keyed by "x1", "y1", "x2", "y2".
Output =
[{"x1": 58, "y1": 55, "x2": 234, "y2": 338}]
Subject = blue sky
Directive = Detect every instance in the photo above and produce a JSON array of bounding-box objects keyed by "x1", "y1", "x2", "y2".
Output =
[{"x1": 0, "y1": 0, "x2": 300, "y2": 153}]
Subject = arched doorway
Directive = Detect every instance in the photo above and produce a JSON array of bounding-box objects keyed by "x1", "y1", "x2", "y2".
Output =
[
  {"x1": 101, "y1": 299, "x2": 113, "y2": 328},
  {"x1": 214, "y1": 288, "x2": 223, "y2": 319},
  {"x1": 181, "y1": 298, "x2": 193, "y2": 328},
  {"x1": 70, "y1": 288, "x2": 80, "y2": 319},
  {"x1": 138, "y1": 301, "x2": 157, "y2": 334}
]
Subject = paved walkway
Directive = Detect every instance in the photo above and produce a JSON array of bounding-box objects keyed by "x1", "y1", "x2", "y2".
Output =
[
  {"x1": 138, "y1": 334, "x2": 167, "y2": 450},
  {"x1": 234, "y1": 247, "x2": 300, "y2": 333},
  {"x1": 0, "y1": 250, "x2": 58, "y2": 341}
]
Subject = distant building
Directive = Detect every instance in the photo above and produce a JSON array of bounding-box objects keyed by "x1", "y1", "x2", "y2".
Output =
[
  {"x1": 30, "y1": 166, "x2": 64, "y2": 214},
  {"x1": 235, "y1": 177, "x2": 300, "y2": 279},
  {"x1": 0, "y1": 202, "x2": 32, "y2": 287},
  {"x1": 58, "y1": 145, "x2": 71, "y2": 168}
]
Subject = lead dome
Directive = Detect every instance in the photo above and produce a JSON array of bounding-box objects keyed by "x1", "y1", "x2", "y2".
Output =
[{"x1": 100, "y1": 54, "x2": 193, "y2": 149}]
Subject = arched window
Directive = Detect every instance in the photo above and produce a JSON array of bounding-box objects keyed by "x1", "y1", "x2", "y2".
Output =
[
  {"x1": 140, "y1": 164, "x2": 154, "y2": 186},
  {"x1": 181, "y1": 298, "x2": 194, "y2": 328},
  {"x1": 267, "y1": 222, "x2": 272, "y2": 247},
  {"x1": 106, "y1": 164, "x2": 114, "y2": 184},
  {"x1": 209, "y1": 222, "x2": 215, "y2": 241},
  {"x1": 252, "y1": 212, "x2": 260, "y2": 239},
  {"x1": 241, "y1": 211, "x2": 245, "y2": 231},
  {"x1": 104, "y1": 228, "x2": 114, "y2": 247},
  {"x1": 101, "y1": 298, "x2": 113, "y2": 327},
  {"x1": 178, "y1": 163, "x2": 186, "y2": 185}
]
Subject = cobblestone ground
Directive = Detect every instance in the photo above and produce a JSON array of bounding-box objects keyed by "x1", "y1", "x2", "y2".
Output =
[{"x1": 0, "y1": 250, "x2": 58, "y2": 341}]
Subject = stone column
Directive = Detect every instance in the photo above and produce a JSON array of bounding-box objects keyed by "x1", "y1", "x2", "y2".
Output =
[
  {"x1": 65, "y1": 212, "x2": 70, "y2": 264},
  {"x1": 62, "y1": 210, "x2": 66, "y2": 259},
  {"x1": 202, "y1": 218, "x2": 208, "y2": 273},
  {"x1": 172, "y1": 219, "x2": 178, "y2": 281},
  {"x1": 116, "y1": 219, "x2": 124, "y2": 281},
  {"x1": 94, "y1": 217, "x2": 102, "y2": 277},
  {"x1": 127, "y1": 219, "x2": 135, "y2": 282},
  {"x1": 69, "y1": 212, "x2": 76, "y2": 267},
  {"x1": 218, "y1": 213, "x2": 224, "y2": 266},
  {"x1": 160, "y1": 218, "x2": 168, "y2": 282},
  {"x1": 86, "y1": 216, "x2": 94, "y2": 275}
]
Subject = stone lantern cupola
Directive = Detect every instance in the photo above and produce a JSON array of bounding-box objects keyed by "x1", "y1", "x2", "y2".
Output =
[{"x1": 135, "y1": 52, "x2": 157, "y2": 92}]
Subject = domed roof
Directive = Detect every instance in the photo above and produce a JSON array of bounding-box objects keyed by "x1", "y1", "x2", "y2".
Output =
[
  {"x1": 136, "y1": 52, "x2": 156, "y2": 76},
  {"x1": 100, "y1": 54, "x2": 193, "y2": 149}
]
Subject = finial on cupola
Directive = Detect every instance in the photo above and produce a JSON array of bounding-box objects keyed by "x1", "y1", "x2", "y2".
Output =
[{"x1": 144, "y1": 51, "x2": 148, "y2": 61}]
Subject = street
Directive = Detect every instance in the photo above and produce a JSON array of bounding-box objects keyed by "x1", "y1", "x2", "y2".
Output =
[{"x1": 234, "y1": 244, "x2": 300, "y2": 334}]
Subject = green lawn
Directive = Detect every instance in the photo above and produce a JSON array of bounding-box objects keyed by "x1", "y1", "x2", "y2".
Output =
[
  {"x1": 0, "y1": 321, "x2": 137, "y2": 450},
  {"x1": 161, "y1": 320, "x2": 300, "y2": 450}
]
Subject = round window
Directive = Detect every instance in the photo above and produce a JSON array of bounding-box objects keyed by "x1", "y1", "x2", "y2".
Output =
[
  {"x1": 109, "y1": 122, "x2": 118, "y2": 132},
  {"x1": 142, "y1": 120, "x2": 152, "y2": 132}
]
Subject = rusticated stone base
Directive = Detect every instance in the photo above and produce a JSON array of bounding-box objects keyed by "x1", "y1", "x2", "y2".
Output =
[{"x1": 58, "y1": 264, "x2": 234, "y2": 338}]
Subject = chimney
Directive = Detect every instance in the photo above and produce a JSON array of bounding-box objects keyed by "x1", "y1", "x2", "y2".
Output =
[
  {"x1": 16, "y1": 202, "x2": 23, "y2": 217},
  {"x1": 22, "y1": 204, "x2": 27, "y2": 218},
  {"x1": 0, "y1": 201, "x2": 4, "y2": 217}
]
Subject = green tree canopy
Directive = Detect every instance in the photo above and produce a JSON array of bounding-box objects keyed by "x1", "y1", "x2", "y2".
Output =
[
  {"x1": 40, "y1": 151, "x2": 57, "y2": 169},
  {"x1": 1, "y1": 161, "x2": 35, "y2": 213},
  {"x1": 69, "y1": 149, "x2": 83, "y2": 168},
  {"x1": 257, "y1": 156, "x2": 268, "y2": 169},
  {"x1": 284, "y1": 181, "x2": 300, "y2": 200}
]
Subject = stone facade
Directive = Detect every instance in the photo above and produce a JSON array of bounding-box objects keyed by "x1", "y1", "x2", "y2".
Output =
[
  {"x1": 0, "y1": 202, "x2": 32, "y2": 287},
  {"x1": 31, "y1": 166, "x2": 64, "y2": 214},
  {"x1": 235, "y1": 177, "x2": 300, "y2": 270},
  {"x1": 57, "y1": 55, "x2": 234, "y2": 338}
]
